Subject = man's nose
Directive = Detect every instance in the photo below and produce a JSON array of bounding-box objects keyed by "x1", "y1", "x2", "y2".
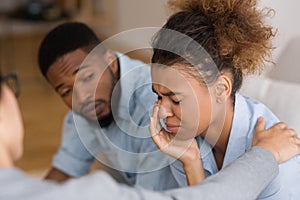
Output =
[{"x1": 73, "y1": 84, "x2": 92, "y2": 105}]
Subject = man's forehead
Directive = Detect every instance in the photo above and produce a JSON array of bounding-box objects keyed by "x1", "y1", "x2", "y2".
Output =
[
  {"x1": 59, "y1": 50, "x2": 88, "y2": 67},
  {"x1": 48, "y1": 49, "x2": 106, "y2": 78},
  {"x1": 48, "y1": 50, "x2": 85, "y2": 72}
]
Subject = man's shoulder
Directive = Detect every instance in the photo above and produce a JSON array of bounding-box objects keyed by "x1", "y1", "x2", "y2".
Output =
[
  {"x1": 116, "y1": 52, "x2": 149, "y2": 67},
  {"x1": 63, "y1": 111, "x2": 96, "y2": 129},
  {"x1": 117, "y1": 52, "x2": 151, "y2": 77}
]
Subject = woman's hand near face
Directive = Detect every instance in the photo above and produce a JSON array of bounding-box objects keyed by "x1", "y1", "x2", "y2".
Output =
[{"x1": 149, "y1": 103, "x2": 205, "y2": 185}]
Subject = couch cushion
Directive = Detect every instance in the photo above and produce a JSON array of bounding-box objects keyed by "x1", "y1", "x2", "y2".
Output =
[{"x1": 240, "y1": 76, "x2": 300, "y2": 136}]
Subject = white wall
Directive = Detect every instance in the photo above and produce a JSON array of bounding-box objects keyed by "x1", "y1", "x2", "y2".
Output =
[
  {"x1": 258, "y1": 0, "x2": 300, "y2": 83},
  {"x1": 114, "y1": 0, "x2": 168, "y2": 33},
  {"x1": 111, "y1": 0, "x2": 300, "y2": 61},
  {"x1": 102, "y1": 0, "x2": 168, "y2": 57},
  {"x1": 241, "y1": 0, "x2": 300, "y2": 134},
  {"x1": 263, "y1": 0, "x2": 300, "y2": 60}
]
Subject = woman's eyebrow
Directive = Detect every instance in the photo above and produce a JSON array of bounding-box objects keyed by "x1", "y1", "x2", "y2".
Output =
[{"x1": 152, "y1": 86, "x2": 181, "y2": 96}]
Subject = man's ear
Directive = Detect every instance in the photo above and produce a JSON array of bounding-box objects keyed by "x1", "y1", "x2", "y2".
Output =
[
  {"x1": 214, "y1": 74, "x2": 232, "y2": 103},
  {"x1": 103, "y1": 50, "x2": 118, "y2": 75}
]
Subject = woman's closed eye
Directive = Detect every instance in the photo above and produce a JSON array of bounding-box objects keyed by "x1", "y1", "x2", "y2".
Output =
[
  {"x1": 171, "y1": 99, "x2": 181, "y2": 105},
  {"x1": 157, "y1": 95, "x2": 181, "y2": 105}
]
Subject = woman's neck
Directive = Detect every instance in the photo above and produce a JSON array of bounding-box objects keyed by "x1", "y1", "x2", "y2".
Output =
[
  {"x1": 0, "y1": 145, "x2": 13, "y2": 168},
  {"x1": 213, "y1": 111, "x2": 234, "y2": 153},
  {"x1": 203, "y1": 98, "x2": 235, "y2": 167}
]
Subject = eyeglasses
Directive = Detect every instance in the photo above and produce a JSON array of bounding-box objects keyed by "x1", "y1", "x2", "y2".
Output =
[{"x1": 0, "y1": 72, "x2": 20, "y2": 97}]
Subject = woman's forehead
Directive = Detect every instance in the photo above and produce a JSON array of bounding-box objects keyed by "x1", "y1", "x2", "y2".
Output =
[
  {"x1": 152, "y1": 66, "x2": 201, "y2": 94},
  {"x1": 152, "y1": 64, "x2": 198, "y2": 82}
]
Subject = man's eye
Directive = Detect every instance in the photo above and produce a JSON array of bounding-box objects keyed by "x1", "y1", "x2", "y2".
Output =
[
  {"x1": 83, "y1": 73, "x2": 94, "y2": 82},
  {"x1": 61, "y1": 89, "x2": 72, "y2": 97},
  {"x1": 157, "y1": 95, "x2": 162, "y2": 100}
]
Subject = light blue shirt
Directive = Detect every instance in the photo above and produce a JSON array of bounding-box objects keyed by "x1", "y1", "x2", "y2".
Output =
[
  {"x1": 170, "y1": 93, "x2": 300, "y2": 199},
  {"x1": 53, "y1": 53, "x2": 178, "y2": 190}
]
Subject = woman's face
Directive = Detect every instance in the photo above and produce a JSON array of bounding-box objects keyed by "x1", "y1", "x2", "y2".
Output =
[
  {"x1": 0, "y1": 85, "x2": 24, "y2": 161},
  {"x1": 151, "y1": 65, "x2": 216, "y2": 141}
]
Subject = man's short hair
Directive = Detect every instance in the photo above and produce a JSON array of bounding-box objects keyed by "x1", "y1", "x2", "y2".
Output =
[{"x1": 38, "y1": 22, "x2": 103, "y2": 77}]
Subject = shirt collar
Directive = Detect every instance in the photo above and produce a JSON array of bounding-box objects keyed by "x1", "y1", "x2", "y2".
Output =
[
  {"x1": 113, "y1": 52, "x2": 152, "y2": 120},
  {"x1": 222, "y1": 93, "x2": 250, "y2": 168},
  {"x1": 196, "y1": 93, "x2": 251, "y2": 174}
]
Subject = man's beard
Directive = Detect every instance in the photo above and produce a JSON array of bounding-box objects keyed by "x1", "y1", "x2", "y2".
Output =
[
  {"x1": 97, "y1": 58, "x2": 119, "y2": 128},
  {"x1": 98, "y1": 111, "x2": 114, "y2": 127}
]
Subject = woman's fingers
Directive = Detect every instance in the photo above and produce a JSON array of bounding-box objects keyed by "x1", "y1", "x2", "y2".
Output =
[
  {"x1": 150, "y1": 103, "x2": 167, "y2": 150},
  {"x1": 149, "y1": 117, "x2": 156, "y2": 136},
  {"x1": 150, "y1": 105, "x2": 161, "y2": 135}
]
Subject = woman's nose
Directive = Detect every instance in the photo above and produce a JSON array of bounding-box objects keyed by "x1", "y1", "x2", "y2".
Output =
[{"x1": 158, "y1": 103, "x2": 173, "y2": 119}]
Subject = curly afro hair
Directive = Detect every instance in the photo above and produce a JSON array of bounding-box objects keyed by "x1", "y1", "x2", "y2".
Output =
[{"x1": 152, "y1": 0, "x2": 275, "y2": 97}]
